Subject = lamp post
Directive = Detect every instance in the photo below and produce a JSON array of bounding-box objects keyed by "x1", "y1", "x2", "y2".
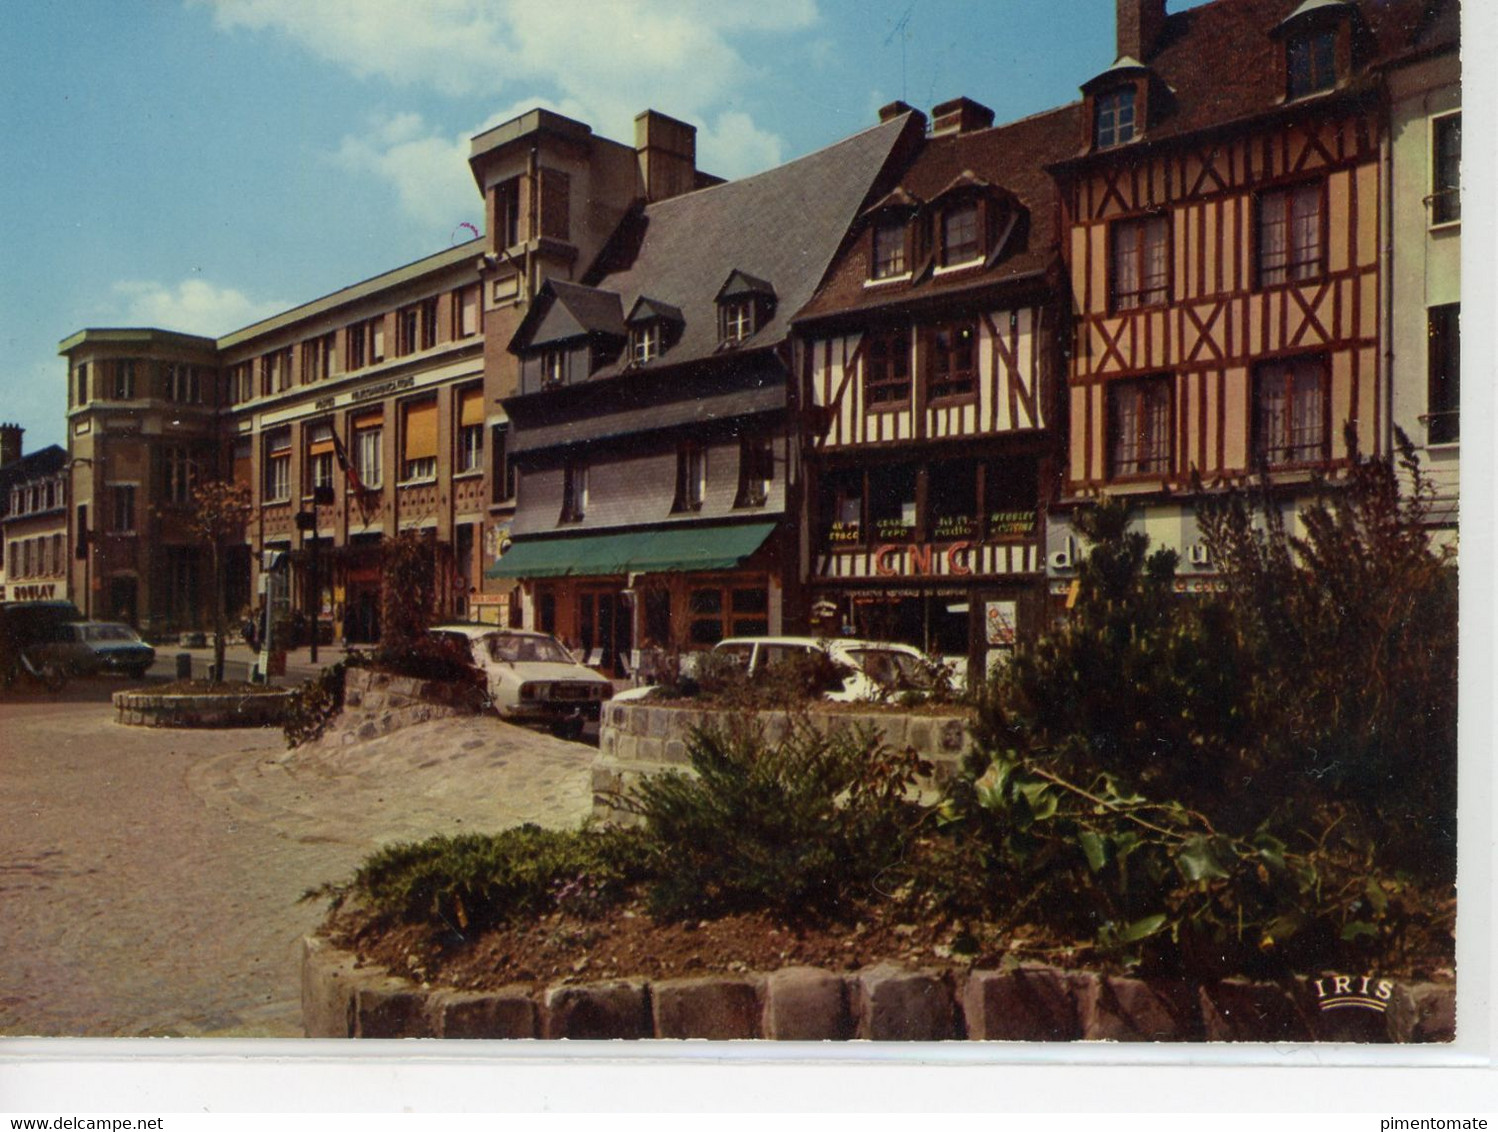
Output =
[
  {"x1": 298, "y1": 484, "x2": 335, "y2": 665},
  {"x1": 65, "y1": 457, "x2": 94, "y2": 619}
]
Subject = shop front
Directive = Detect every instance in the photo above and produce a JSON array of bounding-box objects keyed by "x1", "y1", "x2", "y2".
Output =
[{"x1": 486, "y1": 521, "x2": 784, "y2": 680}]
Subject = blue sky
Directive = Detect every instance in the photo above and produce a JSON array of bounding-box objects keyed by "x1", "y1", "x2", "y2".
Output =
[{"x1": 0, "y1": 0, "x2": 1210, "y2": 454}]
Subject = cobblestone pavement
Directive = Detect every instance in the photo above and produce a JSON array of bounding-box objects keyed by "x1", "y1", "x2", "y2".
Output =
[{"x1": 0, "y1": 680, "x2": 595, "y2": 1038}]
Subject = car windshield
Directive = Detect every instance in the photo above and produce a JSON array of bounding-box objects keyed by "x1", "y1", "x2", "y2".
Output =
[
  {"x1": 83, "y1": 624, "x2": 138, "y2": 642},
  {"x1": 487, "y1": 634, "x2": 574, "y2": 664},
  {"x1": 845, "y1": 647, "x2": 925, "y2": 689}
]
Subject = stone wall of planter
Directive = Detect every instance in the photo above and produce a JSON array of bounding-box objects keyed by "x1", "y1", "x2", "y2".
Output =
[
  {"x1": 302, "y1": 935, "x2": 1454, "y2": 1043},
  {"x1": 593, "y1": 702, "x2": 973, "y2": 822},
  {"x1": 113, "y1": 688, "x2": 293, "y2": 729},
  {"x1": 320, "y1": 667, "x2": 480, "y2": 745}
]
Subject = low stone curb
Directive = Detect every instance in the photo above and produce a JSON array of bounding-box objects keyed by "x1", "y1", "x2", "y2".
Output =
[
  {"x1": 320, "y1": 668, "x2": 479, "y2": 745},
  {"x1": 113, "y1": 688, "x2": 294, "y2": 728},
  {"x1": 301, "y1": 936, "x2": 1454, "y2": 1043}
]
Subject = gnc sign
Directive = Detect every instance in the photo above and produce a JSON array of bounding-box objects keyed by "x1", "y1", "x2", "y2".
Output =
[{"x1": 873, "y1": 542, "x2": 973, "y2": 578}]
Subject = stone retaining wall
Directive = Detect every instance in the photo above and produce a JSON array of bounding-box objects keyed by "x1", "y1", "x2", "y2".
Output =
[
  {"x1": 302, "y1": 935, "x2": 1454, "y2": 1042},
  {"x1": 113, "y1": 688, "x2": 294, "y2": 728},
  {"x1": 593, "y1": 702, "x2": 973, "y2": 822},
  {"x1": 321, "y1": 667, "x2": 480, "y2": 745}
]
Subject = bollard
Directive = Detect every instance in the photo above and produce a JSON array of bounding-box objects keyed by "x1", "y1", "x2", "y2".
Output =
[{"x1": 175, "y1": 652, "x2": 193, "y2": 681}]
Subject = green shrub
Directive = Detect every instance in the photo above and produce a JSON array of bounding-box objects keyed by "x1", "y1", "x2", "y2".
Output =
[
  {"x1": 319, "y1": 824, "x2": 652, "y2": 934},
  {"x1": 282, "y1": 660, "x2": 348, "y2": 748},
  {"x1": 622, "y1": 717, "x2": 932, "y2": 921}
]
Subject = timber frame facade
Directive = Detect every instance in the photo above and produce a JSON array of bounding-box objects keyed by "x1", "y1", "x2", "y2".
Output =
[{"x1": 1044, "y1": 0, "x2": 1451, "y2": 589}]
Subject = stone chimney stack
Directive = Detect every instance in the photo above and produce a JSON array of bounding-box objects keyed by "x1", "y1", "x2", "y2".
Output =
[
  {"x1": 635, "y1": 110, "x2": 699, "y2": 203},
  {"x1": 879, "y1": 99, "x2": 916, "y2": 123},
  {"x1": 0, "y1": 423, "x2": 22, "y2": 468},
  {"x1": 929, "y1": 97, "x2": 996, "y2": 137},
  {"x1": 1117, "y1": 0, "x2": 1168, "y2": 61}
]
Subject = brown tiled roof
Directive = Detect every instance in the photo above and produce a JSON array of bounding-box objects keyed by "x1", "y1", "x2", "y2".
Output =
[
  {"x1": 1065, "y1": 0, "x2": 1453, "y2": 157},
  {"x1": 795, "y1": 102, "x2": 1082, "y2": 325}
]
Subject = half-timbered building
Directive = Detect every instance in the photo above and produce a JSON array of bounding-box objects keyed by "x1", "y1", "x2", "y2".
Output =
[
  {"x1": 493, "y1": 111, "x2": 924, "y2": 674},
  {"x1": 1048, "y1": 0, "x2": 1438, "y2": 585},
  {"x1": 793, "y1": 98, "x2": 1079, "y2": 671}
]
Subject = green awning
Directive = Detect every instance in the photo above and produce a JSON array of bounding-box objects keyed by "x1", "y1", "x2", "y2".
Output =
[{"x1": 486, "y1": 522, "x2": 777, "y2": 579}]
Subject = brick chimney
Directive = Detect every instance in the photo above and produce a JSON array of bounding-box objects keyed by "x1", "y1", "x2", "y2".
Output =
[
  {"x1": 0, "y1": 423, "x2": 21, "y2": 468},
  {"x1": 1117, "y1": 0, "x2": 1168, "y2": 61},
  {"x1": 929, "y1": 97, "x2": 996, "y2": 137},
  {"x1": 879, "y1": 99, "x2": 916, "y2": 123},
  {"x1": 635, "y1": 110, "x2": 699, "y2": 203}
]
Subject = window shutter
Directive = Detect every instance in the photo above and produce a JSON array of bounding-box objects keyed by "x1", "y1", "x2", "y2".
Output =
[
  {"x1": 459, "y1": 388, "x2": 485, "y2": 427},
  {"x1": 308, "y1": 421, "x2": 335, "y2": 457},
  {"x1": 402, "y1": 399, "x2": 438, "y2": 461},
  {"x1": 352, "y1": 408, "x2": 383, "y2": 431},
  {"x1": 539, "y1": 167, "x2": 571, "y2": 241}
]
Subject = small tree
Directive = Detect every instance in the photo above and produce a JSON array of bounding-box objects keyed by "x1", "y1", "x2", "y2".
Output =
[
  {"x1": 187, "y1": 479, "x2": 253, "y2": 683},
  {"x1": 378, "y1": 530, "x2": 437, "y2": 661}
]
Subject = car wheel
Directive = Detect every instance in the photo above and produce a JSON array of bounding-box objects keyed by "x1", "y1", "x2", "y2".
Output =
[{"x1": 552, "y1": 718, "x2": 585, "y2": 741}]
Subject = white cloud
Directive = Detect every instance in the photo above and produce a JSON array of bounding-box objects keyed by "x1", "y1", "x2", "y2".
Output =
[
  {"x1": 110, "y1": 279, "x2": 289, "y2": 337},
  {"x1": 197, "y1": 0, "x2": 820, "y2": 214}
]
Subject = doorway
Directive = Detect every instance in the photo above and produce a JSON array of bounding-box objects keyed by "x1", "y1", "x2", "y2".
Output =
[{"x1": 578, "y1": 589, "x2": 630, "y2": 676}]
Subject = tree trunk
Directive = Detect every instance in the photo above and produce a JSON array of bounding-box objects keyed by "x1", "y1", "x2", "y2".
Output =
[{"x1": 211, "y1": 541, "x2": 226, "y2": 683}]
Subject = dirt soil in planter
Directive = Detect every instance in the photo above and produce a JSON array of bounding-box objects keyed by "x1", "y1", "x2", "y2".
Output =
[
  {"x1": 145, "y1": 679, "x2": 285, "y2": 695},
  {"x1": 326, "y1": 902, "x2": 1067, "y2": 990},
  {"x1": 324, "y1": 891, "x2": 1455, "y2": 993}
]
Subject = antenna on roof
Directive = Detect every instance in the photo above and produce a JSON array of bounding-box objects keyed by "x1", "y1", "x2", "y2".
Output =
[{"x1": 884, "y1": 4, "x2": 915, "y2": 103}]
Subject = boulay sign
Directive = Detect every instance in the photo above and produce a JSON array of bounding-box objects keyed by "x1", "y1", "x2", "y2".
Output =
[{"x1": 1, "y1": 582, "x2": 59, "y2": 602}]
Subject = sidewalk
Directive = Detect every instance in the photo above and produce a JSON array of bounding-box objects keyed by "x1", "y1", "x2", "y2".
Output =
[{"x1": 161, "y1": 640, "x2": 351, "y2": 686}]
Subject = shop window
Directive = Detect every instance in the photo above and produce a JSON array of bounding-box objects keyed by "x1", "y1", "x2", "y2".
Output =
[
  {"x1": 869, "y1": 464, "x2": 917, "y2": 543},
  {"x1": 821, "y1": 468, "x2": 863, "y2": 546},
  {"x1": 457, "y1": 387, "x2": 484, "y2": 473},
  {"x1": 1427, "y1": 304, "x2": 1460, "y2": 444},
  {"x1": 1111, "y1": 215, "x2": 1170, "y2": 310},
  {"x1": 865, "y1": 328, "x2": 911, "y2": 406},
  {"x1": 352, "y1": 412, "x2": 383, "y2": 490},
  {"x1": 306, "y1": 422, "x2": 336, "y2": 492},
  {"x1": 491, "y1": 423, "x2": 514, "y2": 503},
  {"x1": 871, "y1": 218, "x2": 909, "y2": 280},
  {"x1": 561, "y1": 462, "x2": 588, "y2": 523},
  {"x1": 400, "y1": 398, "x2": 438, "y2": 481},
  {"x1": 929, "y1": 461, "x2": 978, "y2": 540},
  {"x1": 927, "y1": 322, "x2": 977, "y2": 401},
  {"x1": 1258, "y1": 181, "x2": 1323, "y2": 287},
  {"x1": 673, "y1": 443, "x2": 706, "y2": 512},
  {"x1": 263, "y1": 429, "x2": 292, "y2": 501},
  {"x1": 1254, "y1": 356, "x2": 1327, "y2": 467},
  {"x1": 111, "y1": 484, "x2": 137, "y2": 532},
  {"x1": 1286, "y1": 27, "x2": 1337, "y2": 100},
  {"x1": 1109, "y1": 378, "x2": 1173, "y2": 478},
  {"x1": 735, "y1": 435, "x2": 774, "y2": 508},
  {"x1": 939, "y1": 201, "x2": 980, "y2": 267},
  {"x1": 1095, "y1": 87, "x2": 1136, "y2": 149},
  {"x1": 687, "y1": 585, "x2": 769, "y2": 645},
  {"x1": 1432, "y1": 112, "x2": 1461, "y2": 226}
]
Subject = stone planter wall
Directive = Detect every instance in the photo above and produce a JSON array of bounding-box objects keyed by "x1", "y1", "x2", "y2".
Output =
[
  {"x1": 113, "y1": 687, "x2": 294, "y2": 728},
  {"x1": 593, "y1": 702, "x2": 973, "y2": 823},
  {"x1": 322, "y1": 667, "x2": 480, "y2": 745},
  {"x1": 302, "y1": 935, "x2": 1454, "y2": 1043}
]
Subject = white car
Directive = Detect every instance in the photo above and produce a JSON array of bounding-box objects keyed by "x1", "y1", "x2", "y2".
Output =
[
  {"x1": 616, "y1": 635, "x2": 936, "y2": 703},
  {"x1": 428, "y1": 624, "x2": 613, "y2": 735}
]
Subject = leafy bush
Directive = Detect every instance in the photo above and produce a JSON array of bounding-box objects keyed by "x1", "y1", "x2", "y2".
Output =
[
  {"x1": 621, "y1": 717, "x2": 932, "y2": 921},
  {"x1": 317, "y1": 824, "x2": 653, "y2": 934},
  {"x1": 378, "y1": 531, "x2": 437, "y2": 660},
  {"x1": 282, "y1": 660, "x2": 348, "y2": 748}
]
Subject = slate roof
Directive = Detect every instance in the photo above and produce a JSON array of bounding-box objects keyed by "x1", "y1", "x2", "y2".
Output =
[
  {"x1": 795, "y1": 102, "x2": 1082, "y2": 324},
  {"x1": 526, "y1": 280, "x2": 626, "y2": 348},
  {"x1": 555, "y1": 111, "x2": 920, "y2": 379},
  {"x1": 1057, "y1": 0, "x2": 1455, "y2": 161},
  {"x1": 0, "y1": 445, "x2": 67, "y2": 518}
]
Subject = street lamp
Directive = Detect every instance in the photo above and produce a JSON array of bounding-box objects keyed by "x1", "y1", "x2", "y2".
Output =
[{"x1": 297, "y1": 484, "x2": 335, "y2": 664}]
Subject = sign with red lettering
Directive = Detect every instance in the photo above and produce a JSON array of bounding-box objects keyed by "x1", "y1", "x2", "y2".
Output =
[{"x1": 873, "y1": 542, "x2": 973, "y2": 577}]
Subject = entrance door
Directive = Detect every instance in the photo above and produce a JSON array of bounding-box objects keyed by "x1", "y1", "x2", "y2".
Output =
[
  {"x1": 578, "y1": 590, "x2": 630, "y2": 676},
  {"x1": 108, "y1": 576, "x2": 139, "y2": 626}
]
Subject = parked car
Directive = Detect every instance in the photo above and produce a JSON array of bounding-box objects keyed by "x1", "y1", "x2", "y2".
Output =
[
  {"x1": 0, "y1": 600, "x2": 87, "y2": 689},
  {"x1": 33, "y1": 621, "x2": 156, "y2": 679},
  {"x1": 616, "y1": 635, "x2": 937, "y2": 703},
  {"x1": 427, "y1": 624, "x2": 614, "y2": 736}
]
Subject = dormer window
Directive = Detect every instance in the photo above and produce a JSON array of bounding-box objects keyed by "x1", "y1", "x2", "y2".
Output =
[
  {"x1": 632, "y1": 322, "x2": 662, "y2": 365},
  {"x1": 1095, "y1": 87, "x2": 1137, "y2": 149},
  {"x1": 1286, "y1": 28, "x2": 1336, "y2": 99},
  {"x1": 940, "y1": 202, "x2": 980, "y2": 267},
  {"x1": 714, "y1": 272, "x2": 775, "y2": 348},
  {"x1": 720, "y1": 300, "x2": 754, "y2": 344},
  {"x1": 542, "y1": 349, "x2": 566, "y2": 389},
  {"x1": 872, "y1": 219, "x2": 909, "y2": 280}
]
